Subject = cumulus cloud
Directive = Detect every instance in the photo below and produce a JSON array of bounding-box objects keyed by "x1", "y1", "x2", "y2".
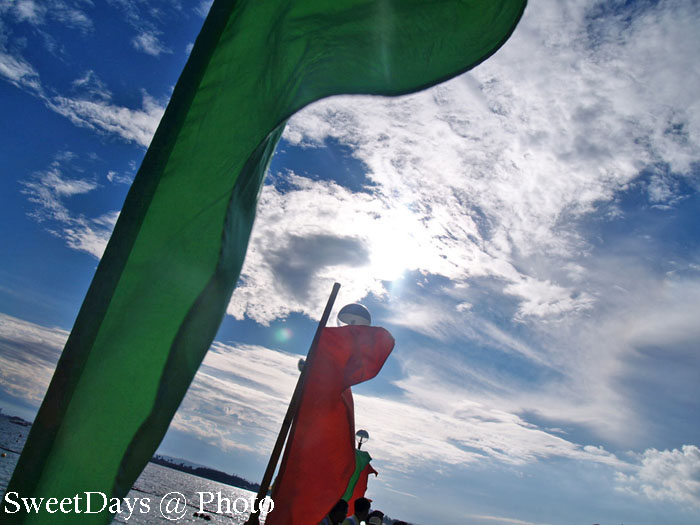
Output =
[
  {"x1": 60, "y1": 211, "x2": 120, "y2": 258},
  {"x1": 616, "y1": 445, "x2": 700, "y2": 508},
  {"x1": 503, "y1": 276, "x2": 595, "y2": 319},
  {"x1": 228, "y1": 175, "x2": 389, "y2": 325},
  {"x1": 49, "y1": 69, "x2": 164, "y2": 146},
  {"x1": 54, "y1": 66, "x2": 165, "y2": 146}
]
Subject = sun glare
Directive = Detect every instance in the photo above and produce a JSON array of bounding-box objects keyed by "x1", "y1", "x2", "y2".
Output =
[{"x1": 368, "y1": 208, "x2": 424, "y2": 282}]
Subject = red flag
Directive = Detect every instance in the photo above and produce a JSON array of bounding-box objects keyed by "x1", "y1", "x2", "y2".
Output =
[
  {"x1": 266, "y1": 326, "x2": 394, "y2": 525},
  {"x1": 350, "y1": 462, "x2": 378, "y2": 515}
]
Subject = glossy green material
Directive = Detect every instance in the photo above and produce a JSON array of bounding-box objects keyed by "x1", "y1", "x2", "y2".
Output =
[{"x1": 5, "y1": 0, "x2": 526, "y2": 522}]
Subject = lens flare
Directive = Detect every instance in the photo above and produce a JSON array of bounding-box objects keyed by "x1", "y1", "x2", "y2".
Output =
[{"x1": 274, "y1": 327, "x2": 293, "y2": 343}]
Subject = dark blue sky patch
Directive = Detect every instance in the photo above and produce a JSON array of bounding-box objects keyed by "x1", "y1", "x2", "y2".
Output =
[
  {"x1": 269, "y1": 136, "x2": 376, "y2": 194},
  {"x1": 587, "y1": 166, "x2": 700, "y2": 270},
  {"x1": 216, "y1": 310, "x2": 318, "y2": 356}
]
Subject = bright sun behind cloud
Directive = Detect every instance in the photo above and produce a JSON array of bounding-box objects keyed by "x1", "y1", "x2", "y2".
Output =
[{"x1": 366, "y1": 205, "x2": 425, "y2": 282}]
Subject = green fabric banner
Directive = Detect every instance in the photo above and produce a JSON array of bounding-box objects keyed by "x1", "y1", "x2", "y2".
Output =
[
  {"x1": 342, "y1": 449, "x2": 373, "y2": 502},
  {"x1": 5, "y1": 0, "x2": 526, "y2": 522}
]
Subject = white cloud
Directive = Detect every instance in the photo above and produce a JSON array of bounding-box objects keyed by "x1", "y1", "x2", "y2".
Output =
[
  {"x1": 169, "y1": 339, "x2": 629, "y2": 477},
  {"x1": 616, "y1": 445, "x2": 700, "y2": 508},
  {"x1": 228, "y1": 175, "x2": 389, "y2": 325},
  {"x1": 107, "y1": 170, "x2": 134, "y2": 185},
  {"x1": 353, "y1": 387, "x2": 625, "y2": 475},
  {"x1": 21, "y1": 160, "x2": 98, "y2": 223},
  {"x1": 20, "y1": 155, "x2": 120, "y2": 258},
  {"x1": 0, "y1": 311, "x2": 625, "y2": 473},
  {"x1": 503, "y1": 276, "x2": 595, "y2": 319},
  {"x1": 0, "y1": 314, "x2": 66, "y2": 405},
  {"x1": 71, "y1": 70, "x2": 112, "y2": 101},
  {"x1": 0, "y1": 38, "x2": 163, "y2": 146},
  {"x1": 10, "y1": 0, "x2": 47, "y2": 25},
  {"x1": 2, "y1": 311, "x2": 697, "y2": 512},
  {"x1": 131, "y1": 31, "x2": 172, "y2": 57},
  {"x1": 371, "y1": 242, "x2": 700, "y2": 450},
  {"x1": 398, "y1": 262, "x2": 700, "y2": 447},
  {"x1": 261, "y1": 0, "x2": 700, "y2": 326},
  {"x1": 61, "y1": 211, "x2": 120, "y2": 258},
  {"x1": 0, "y1": 48, "x2": 42, "y2": 93},
  {"x1": 48, "y1": 90, "x2": 164, "y2": 147},
  {"x1": 53, "y1": 70, "x2": 164, "y2": 146},
  {"x1": 170, "y1": 342, "x2": 299, "y2": 453},
  {"x1": 52, "y1": 2, "x2": 93, "y2": 31},
  {"x1": 1, "y1": 0, "x2": 93, "y2": 31}
]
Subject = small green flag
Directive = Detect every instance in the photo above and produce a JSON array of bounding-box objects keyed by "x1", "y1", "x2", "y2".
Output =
[
  {"x1": 5, "y1": 0, "x2": 526, "y2": 522},
  {"x1": 342, "y1": 449, "x2": 373, "y2": 502}
]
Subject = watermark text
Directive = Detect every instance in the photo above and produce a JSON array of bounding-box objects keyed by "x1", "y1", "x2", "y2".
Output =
[{"x1": 3, "y1": 491, "x2": 274, "y2": 521}]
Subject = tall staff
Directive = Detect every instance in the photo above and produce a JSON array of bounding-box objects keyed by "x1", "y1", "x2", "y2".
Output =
[{"x1": 245, "y1": 282, "x2": 341, "y2": 525}]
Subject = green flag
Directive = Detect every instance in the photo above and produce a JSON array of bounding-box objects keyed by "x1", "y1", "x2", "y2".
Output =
[
  {"x1": 5, "y1": 0, "x2": 526, "y2": 522},
  {"x1": 342, "y1": 449, "x2": 373, "y2": 502}
]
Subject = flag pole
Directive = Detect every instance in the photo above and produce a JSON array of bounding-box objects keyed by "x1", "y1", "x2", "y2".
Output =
[{"x1": 245, "y1": 281, "x2": 341, "y2": 525}]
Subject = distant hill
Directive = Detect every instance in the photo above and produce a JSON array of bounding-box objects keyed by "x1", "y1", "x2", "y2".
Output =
[
  {"x1": 150, "y1": 454, "x2": 260, "y2": 492},
  {"x1": 7, "y1": 416, "x2": 31, "y2": 427}
]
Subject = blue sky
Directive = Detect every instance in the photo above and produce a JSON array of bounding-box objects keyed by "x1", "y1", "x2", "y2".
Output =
[{"x1": 1, "y1": 1, "x2": 700, "y2": 524}]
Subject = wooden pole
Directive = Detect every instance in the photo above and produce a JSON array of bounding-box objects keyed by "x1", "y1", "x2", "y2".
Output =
[{"x1": 245, "y1": 282, "x2": 341, "y2": 524}]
